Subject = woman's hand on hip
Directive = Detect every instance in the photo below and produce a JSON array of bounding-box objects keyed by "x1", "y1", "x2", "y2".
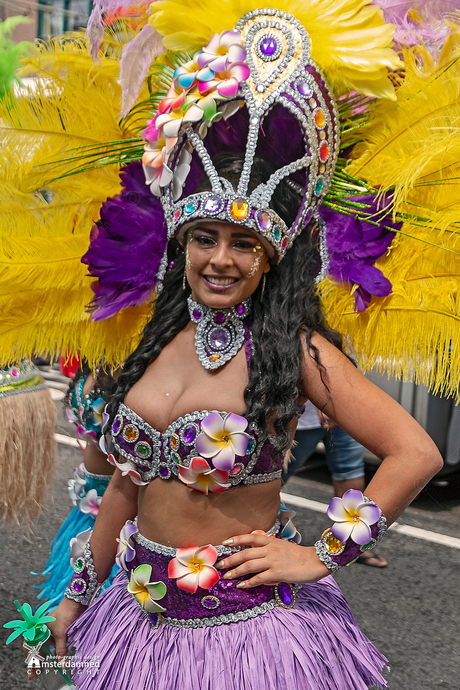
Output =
[{"x1": 215, "y1": 533, "x2": 331, "y2": 587}]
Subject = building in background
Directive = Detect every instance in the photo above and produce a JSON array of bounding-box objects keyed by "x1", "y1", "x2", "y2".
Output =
[{"x1": 0, "y1": 0, "x2": 90, "y2": 43}]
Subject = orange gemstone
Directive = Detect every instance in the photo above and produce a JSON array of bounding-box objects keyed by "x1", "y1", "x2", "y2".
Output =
[
  {"x1": 320, "y1": 142, "x2": 329, "y2": 161},
  {"x1": 209, "y1": 354, "x2": 221, "y2": 362},
  {"x1": 171, "y1": 433, "x2": 180, "y2": 451},
  {"x1": 325, "y1": 531, "x2": 344, "y2": 554},
  {"x1": 124, "y1": 427, "x2": 137, "y2": 442},
  {"x1": 230, "y1": 198, "x2": 249, "y2": 221},
  {"x1": 315, "y1": 109, "x2": 325, "y2": 128}
]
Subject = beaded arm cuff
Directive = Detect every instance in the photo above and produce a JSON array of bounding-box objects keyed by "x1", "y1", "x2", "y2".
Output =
[
  {"x1": 65, "y1": 541, "x2": 106, "y2": 606},
  {"x1": 314, "y1": 495, "x2": 387, "y2": 573}
]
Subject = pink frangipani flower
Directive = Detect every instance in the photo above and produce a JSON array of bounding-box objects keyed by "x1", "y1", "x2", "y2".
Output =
[
  {"x1": 198, "y1": 31, "x2": 246, "y2": 72},
  {"x1": 178, "y1": 456, "x2": 230, "y2": 494},
  {"x1": 195, "y1": 412, "x2": 250, "y2": 471},
  {"x1": 78, "y1": 488, "x2": 102, "y2": 516},
  {"x1": 328, "y1": 489, "x2": 380, "y2": 545},
  {"x1": 168, "y1": 545, "x2": 219, "y2": 593},
  {"x1": 116, "y1": 521, "x2": 138, "y2": 570},
  {"x1": 198, "y1": 62, "x2": 250, "y2": 99},
  {"x1": 107, "y1": 454, "x2": 149, "y2": 486}
]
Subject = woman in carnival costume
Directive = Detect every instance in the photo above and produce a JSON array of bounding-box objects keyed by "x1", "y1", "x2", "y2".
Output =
[
  {"x1": 2, "y1": 0, "x2": 460, "y2": 688},
  {"x1": 34, "y1": 363, "x2": 118, "y2": 610}
]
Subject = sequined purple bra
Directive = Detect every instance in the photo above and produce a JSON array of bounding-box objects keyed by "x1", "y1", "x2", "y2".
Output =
[{"x1": 110, "y1": 404, "x2": 284, "y2": 488}]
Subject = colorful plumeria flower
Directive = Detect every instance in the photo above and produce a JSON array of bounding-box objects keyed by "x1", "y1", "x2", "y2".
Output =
[
  {"x1": 279, "y1": 504, "x2": 302, "y2": 544},
  {"x1": 328, "y1": 489, "x2": 380, "y2": 545},
  {"x1": 79, "y1": 488, "x2": 102, "y2": 516},
  {"x1": 116, "y1": 521, "x2": 138, "y2": 571},
  {"x1": 66, "y1": 407, "x2": 78, "y2": 424},
  {"x1": 158, "y1": 78, "x2": 187, "y2": 114},
  {"x1": 196, "y1": 412, "x2": 250, "y2": 471},
  {"x1": 198, "y1": 61, "x2": 250, "y2": 99},
  {"x1": 198, "y1": 31, "x2": 246, "y2": 72},
  {"x1": 107, "y1": 453, "x2": 149, "y2": 486},
  {"x1": 178, "y1": 457, "x2": 230, "y2": 494},
  {"x1": 174, "y1": 52, "x2": 215, "y2": 90},
  {"x1": 69, "y1": 527, "x2": 91, "y2": 568},
  {"x1": 127, "y1": 565, "x2": 167, "y2": 613},
  {"x1": 168, "y1": 545, "x2": 219, "y2": 593},
  {"x1": 4, "y1": 601, "x2": 55, "y2": 645}
]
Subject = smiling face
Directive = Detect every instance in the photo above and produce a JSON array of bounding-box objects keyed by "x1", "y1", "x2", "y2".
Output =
[{"x1": 184, "y1": 220, "x2": 270, "y2": 308}]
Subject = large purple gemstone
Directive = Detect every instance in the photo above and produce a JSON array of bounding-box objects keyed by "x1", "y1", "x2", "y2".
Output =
[
  {"x1": 159, "y1": 465, "x2": 169, "y2": 477},
  {"x1": 278, "y1": 582, "x2": 294, "y2": 607},
  {"x1": 193, "y1": 309, "x2": 202, "y2": 320},
  {"x1": 74, "y1": 580, "x2": 85, "y2": 593},
  {"x1": 236, "y1": 303, "x2": 245, "y2": 315},
  {"x1": 260, "y1": 36, "x2": 277, "y2": 56},
  {"x1": 182, "y1": 424, "x2": 197, "y2": 444},
  {"x1": 213, "y1": 312, "x2": 225, "y2": 325},
  {"x1": 210, "y1": 328, "x2": 229, "y2": 349},
  {"x1": 204, "y1": 196, "x2": 222, "y2": 213}
]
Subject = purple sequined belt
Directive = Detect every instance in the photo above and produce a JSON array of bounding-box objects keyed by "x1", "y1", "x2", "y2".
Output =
[{"x1": 123, "y1": 522, "x2": 301, "y2": 629}]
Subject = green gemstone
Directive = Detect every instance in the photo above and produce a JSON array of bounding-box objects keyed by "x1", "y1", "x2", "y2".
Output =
[
  {"x1": 361, "y1": 540, "x2": 376, "y2": 551},
  {"x1": 74, "y1": 557, "x2": 85, "y2": 574},
  {"x1": 172, "y1": 452, "x2": 181, "y2": 465},
  {"x1": 315, "y1": 179, "x2": 324, "y2": 195},
  {"x1": 136, "y1": 442, "x2": 151, "y2": 458},
  {"x1": 274, "y1": 227, "x2": 281, "y2": 241}
]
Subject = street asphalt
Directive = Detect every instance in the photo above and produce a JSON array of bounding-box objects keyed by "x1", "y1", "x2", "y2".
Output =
[{"x1": 1, "y1": 375, "x2": 459, "y2": 689}]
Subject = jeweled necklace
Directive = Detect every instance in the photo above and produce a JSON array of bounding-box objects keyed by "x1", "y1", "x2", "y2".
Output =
[{"x1": 188, "y1": 296, "x2": 251, "y2": 370}]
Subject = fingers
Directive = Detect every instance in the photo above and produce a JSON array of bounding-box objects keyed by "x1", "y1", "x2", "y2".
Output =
[
  {"x1": 216, "y1": 546, "x2": 266, "y2": 571},
  {"x1": 222, "y1": 533, "x2": 271, "y2": 548}
]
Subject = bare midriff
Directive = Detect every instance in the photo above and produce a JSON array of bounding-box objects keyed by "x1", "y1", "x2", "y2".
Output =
[{"x1": 123, "y1": 322, "x2": 289, "y2": 548}]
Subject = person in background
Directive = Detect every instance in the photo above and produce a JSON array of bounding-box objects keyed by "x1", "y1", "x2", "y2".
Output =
[{"x1": 283, "y1": 401, "x2": 387, "y2": 567}]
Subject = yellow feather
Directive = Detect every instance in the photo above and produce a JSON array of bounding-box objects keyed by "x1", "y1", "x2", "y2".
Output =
[
  {"x1": 0, "y1": 35, "x2": 149, "y2": 368},
  {"x1": 149, "y1": 0, "x2": 403, "y2": 99}
]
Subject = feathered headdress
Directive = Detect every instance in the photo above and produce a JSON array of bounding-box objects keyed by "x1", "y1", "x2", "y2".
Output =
[{"x1": 0, "y1": 0, "x2": 459, "y2": 400}]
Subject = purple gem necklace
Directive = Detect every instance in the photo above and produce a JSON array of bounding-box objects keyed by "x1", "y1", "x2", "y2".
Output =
[{"x1": 187, "y1": 296, "x2": 251, "y2": 370}]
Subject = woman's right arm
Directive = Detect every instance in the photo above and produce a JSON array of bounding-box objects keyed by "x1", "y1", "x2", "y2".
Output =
[{"x1": 48, "y1": 468, "x2": 138, "y2": 658}]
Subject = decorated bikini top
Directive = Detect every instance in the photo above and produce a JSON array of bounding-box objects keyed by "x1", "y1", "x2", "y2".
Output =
[{"x1": 66, "y1": 374, "x2": 106, "y2": 448}]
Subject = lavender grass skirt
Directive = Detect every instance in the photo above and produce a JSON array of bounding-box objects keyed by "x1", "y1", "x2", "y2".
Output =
[{"x1": 68, "y1": 528, "x2": 388, "y2": 690}]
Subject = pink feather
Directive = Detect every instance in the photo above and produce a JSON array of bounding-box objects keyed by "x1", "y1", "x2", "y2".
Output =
[
  {"x1": 86, "y1": 0, "x2": 154, "y2": 60},
  {"x1": 119, "y1": 23, "x2": 165, "y2": 117},
  {"x1": 376, "y1": 0, "x2": 459, "y2": 50}
]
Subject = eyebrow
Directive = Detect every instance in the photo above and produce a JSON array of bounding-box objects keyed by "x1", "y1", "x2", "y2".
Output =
[{"x1": 192, "y1": 227, "x2": 257, "y2": 240}]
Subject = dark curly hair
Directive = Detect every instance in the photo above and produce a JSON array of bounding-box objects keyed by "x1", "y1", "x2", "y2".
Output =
[{"x1": 106, "y1": 154, "x2": 346, "y2": 452}]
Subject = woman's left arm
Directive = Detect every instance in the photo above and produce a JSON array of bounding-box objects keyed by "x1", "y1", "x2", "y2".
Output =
[{"x1": 217, "y1": 332, "x2": 442, "y2": 587}]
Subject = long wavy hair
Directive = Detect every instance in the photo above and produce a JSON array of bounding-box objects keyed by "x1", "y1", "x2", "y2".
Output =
[{"x1": 107, "y1": 154, "x2": 346, "y2": 452}]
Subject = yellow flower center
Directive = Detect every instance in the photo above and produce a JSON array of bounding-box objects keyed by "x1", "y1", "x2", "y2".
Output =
[{"x1": 189, "y1": 559, "x2": 204, "y2": 573}]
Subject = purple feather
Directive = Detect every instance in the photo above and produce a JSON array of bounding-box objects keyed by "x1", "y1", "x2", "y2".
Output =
[
  {"x1": 376, "y1": 0, "x2": 456, "y2": 50},
  {"x1": 86, "y1": 0, "x2": 153, "y2": 60},
  {"x1": 320, "y1": 194, "x2": 401, "y2": 312},
  {"x1": 82, "y1": 162, "x2": 167, "y2": 321}
]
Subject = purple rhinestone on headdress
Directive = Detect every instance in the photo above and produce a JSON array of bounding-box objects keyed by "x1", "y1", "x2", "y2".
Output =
[{"x1": 260, "y1": 36, "x2": 277, "y2": 56}]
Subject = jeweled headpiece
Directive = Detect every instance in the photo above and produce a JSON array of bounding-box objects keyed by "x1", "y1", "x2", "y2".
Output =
[{"x1": 143, "y1": 9, "x2": 339, "y2": 262}]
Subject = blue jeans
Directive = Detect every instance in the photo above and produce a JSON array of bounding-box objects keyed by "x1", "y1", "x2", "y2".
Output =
[{"x1": 284, "y1": 426, "x2": 365, "y2": 482}]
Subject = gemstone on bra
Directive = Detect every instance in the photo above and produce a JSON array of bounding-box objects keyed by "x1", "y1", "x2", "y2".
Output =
[
  {"x1": 159, "y1": 463, "x2": 171, "y2": 479},
  {"x1": 181, "y1": 422, "x2": 199, "y2": 446},
  {"x1": 123, "y1": 424, "x2": 139, "y2": 443},
  {"x1": 113, "y1": 415, "x2": 123, "y2": 436},
  {"x1": 170, "y1": 433, "x2": 181, "y2": 451},
  {"x1": 135, "y1": 441, "x2": 152, "y2": 459}
]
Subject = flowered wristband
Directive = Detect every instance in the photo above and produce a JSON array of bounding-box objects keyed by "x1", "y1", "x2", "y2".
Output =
[
  {"x1": 65, "y1": 532, "x2": 105, "y2": 606},
  {"x1": 314, "y1": 490, "x2": 387, "y2": 573}
]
